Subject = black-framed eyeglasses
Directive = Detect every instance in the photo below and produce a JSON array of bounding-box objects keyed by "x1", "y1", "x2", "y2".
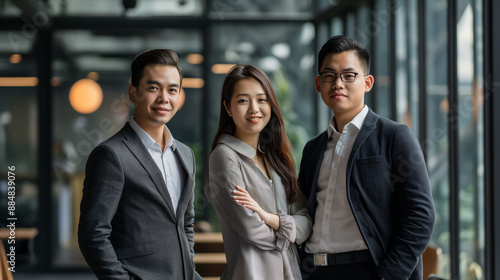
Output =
[{"x1": 318, "y1": 71, "x2": 366, "y2": 83}]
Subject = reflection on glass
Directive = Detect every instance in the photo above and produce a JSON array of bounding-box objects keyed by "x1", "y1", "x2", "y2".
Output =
[
  {"x1": 372, "y1": 0, "x2": 391, "y2": 118},
  {"x1": 331, "y1": 17, "x2": 343, "y2": 36},
  {"x1": 317, "y1": 21, "x2": 331, "y2": 132},
  {"x1": 426, "y1": 0, "x2": 450, "y2": 277},
  {"x1": 395, "y1": 0, "x2": 419, "y2": 132},
  {"x1": 457, "y1": 2, "x2": 485, "y2": 279}
]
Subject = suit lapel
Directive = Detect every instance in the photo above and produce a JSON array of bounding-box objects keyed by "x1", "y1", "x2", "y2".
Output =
[
  {"x1": 121, "y1": 123, "x2": 177, "y2": 221},
  {"x1": 346, "y1": 109, "x2": 379, "y2": 174},
  {"x1": 173, "y1": 143, "x2": 194, "y2": 220},
  {"x1": 306, "y1": 132, "x2": 329, "y2": 219}
]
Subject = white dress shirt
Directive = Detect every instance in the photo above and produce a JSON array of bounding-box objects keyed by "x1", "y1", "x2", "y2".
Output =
[
  {"x1": 129, "y1": 118, "x2": 185, "y2": 213},
  {"x1": 306, "y1": 106, "x2": 369, "y2": 254}
]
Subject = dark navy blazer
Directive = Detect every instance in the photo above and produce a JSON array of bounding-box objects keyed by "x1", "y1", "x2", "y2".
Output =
[{"x1": 298, "y1": 109, "x2": 435, "y2": 280}]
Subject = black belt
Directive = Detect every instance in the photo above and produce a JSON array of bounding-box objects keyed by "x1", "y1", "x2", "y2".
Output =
[{"x1": 309, "y1": 250, "x2": 372, "y2": 266}]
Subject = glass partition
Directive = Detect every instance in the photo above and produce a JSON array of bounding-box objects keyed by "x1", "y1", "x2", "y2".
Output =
[
  {"x1": 426, "y1": 0, "x2": 450, "y2": 277},
  {"x1": 457, "y1": 1, "x2": 485, "y2": 278},
  {"x1": 0, "y1": 31, "x2": 38, "y2": 266},
  {"x1": 208, "y1": 0, "x2": 312, "y2": 18},
  {"x1": 48, "y1": 0, "x2": 204, "y2": 16},
  {"x1": 395, "y1": 0, "x2": 419, "y2": 131}
]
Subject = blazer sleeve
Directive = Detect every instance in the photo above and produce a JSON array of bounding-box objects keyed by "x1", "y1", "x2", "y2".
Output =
[
  {"x1": 78, "y1": 144, "x2": 129, "y2": 280},
  {"x1": 287, "y1": 193, "x2": 312, "y2": 245},
  {"x1": 183, "y1": 148, "x2": 196, "y2": 259},
  {"x1": 297, "y1": 132, "x2": 327, "y2": 220},
  {"x1": 377, "y1": 125, "x2": 435, "y2": 280},
  {"x1": 208, "y1": 149, "x2": 287, "y2": 251},
  {"x1": 272, "y1": 191, "x2": 312, "y2": 246}
]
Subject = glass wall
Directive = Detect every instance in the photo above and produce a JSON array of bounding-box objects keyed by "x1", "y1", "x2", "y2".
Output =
[
  {"x1": 425, "y1": 0, "x2": 451, "y2": 276},
  {"x1": 371, "y1": 0, "x2": 392, "y2": 118},
  {"x1": 355, "y1": 5, "x2": 374, "y2": 108},
  {"x1": 457, "y1": 0, "x2": 485, "y2": 278},
  {"x1": 318, "y1": 0, "x2": 487, "y2": 278},
  {"x1": 395, "y1": 0, "x2": 419, "y2": 131},
  {"x1": 0, "y1": 31, "x2": 39, "y2": 266},
  {"x1": 207, "y1": 0, "x2": 312, "y2": 17},
  {"x1": 47, "y1": 0, "x2": 204, "y2": 16},
  {"x1": 316, "y1": 21, "x2": 332, "y2": 132}
]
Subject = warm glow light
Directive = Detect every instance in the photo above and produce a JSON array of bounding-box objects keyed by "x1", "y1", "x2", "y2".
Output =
[
  {"x1": 0, "y1": 77, "x2": 38, "y2": 87},
  {"x1": 69, "y1": 79, "x2": 103, "y2": 114},
  {"x1": 182, "y1": 78, "x2": 205, "y2": 88},
  {"x1": 51, "y1": 77, "x2": 61, "y2": 87},
  {"x1": 211, "y1": 64, "x2": 236, "y2": 74},
  {"x1": 87, "y1": 71, "x2": 99, "y2": 81},
  {"x1": 9, "y1": 54, "x2": 22, "y2": 64},
  {"x1": 186, "y1": 54, "x2": 204, "y2": 64}
]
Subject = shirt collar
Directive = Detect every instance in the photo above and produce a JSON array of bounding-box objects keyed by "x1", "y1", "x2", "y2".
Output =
[
  {"x1": 129, "y1": 117, "x2": 176, "y2": 151},
  {"x1": 327, "y1": 105, "x2": 369, "y2": 138},
  {"x1": 218, "y1": 134, "x2": 256, "y2": 159}
]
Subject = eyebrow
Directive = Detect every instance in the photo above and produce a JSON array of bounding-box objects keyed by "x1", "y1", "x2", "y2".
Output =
[
  {"x1": 146, "y1": 80, "x2": 180, "y2": 88},
  {"x1": 234, "y1": 92, "x2": 266, "y2": 97},
  {"x1": 322, "y1": 67, "x2": 357, "y2": 72}
]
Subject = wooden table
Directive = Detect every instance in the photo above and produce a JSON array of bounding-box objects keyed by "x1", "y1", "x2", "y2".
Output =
[{"x1": 0, "y1": 227, "x2": 38, "y2": 280}]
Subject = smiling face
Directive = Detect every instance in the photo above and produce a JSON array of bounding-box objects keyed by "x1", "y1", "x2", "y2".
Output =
[
  {"x1": 129, "y1": 64, "x2": 181, "y2": 133},
  {"x1": 315, "y1": 50, "x2": 374, "y2": 121},
  {"x1": 224, "y1": 78, "x2": 271, "y2": 146}
]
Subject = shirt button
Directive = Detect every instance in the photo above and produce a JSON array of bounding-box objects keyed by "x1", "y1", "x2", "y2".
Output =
[
  {"x1": 323, "y1": 235, "x2": 327, "y2": 239},
  {"x1": 325, "y1": 214, "x2": 328, "y2": 218}
]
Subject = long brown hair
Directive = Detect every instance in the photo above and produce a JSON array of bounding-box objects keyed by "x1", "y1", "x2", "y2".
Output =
[{"x1": 210, "y1": 65, "x2": 300, "y2": 204}]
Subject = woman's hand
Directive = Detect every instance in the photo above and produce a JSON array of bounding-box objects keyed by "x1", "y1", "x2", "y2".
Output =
[{"x1": 233, "y1": 185, "x2": 280, "y2": 230}]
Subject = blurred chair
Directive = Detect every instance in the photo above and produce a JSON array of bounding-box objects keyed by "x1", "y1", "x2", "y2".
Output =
[
  {"x1": 460, "y1": 252, "x2": 483, "y2": 280},
  {"x1": 423, "y1": 244, "x2": 442, "y2": 280},
  {"x1": 468, "y1": 261, "x2": 483, "y2": 280}
]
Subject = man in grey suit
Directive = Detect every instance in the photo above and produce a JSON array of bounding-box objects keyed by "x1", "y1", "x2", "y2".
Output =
[{"x1": 78, "y1": 49, "x2": 202, "y2": 280}]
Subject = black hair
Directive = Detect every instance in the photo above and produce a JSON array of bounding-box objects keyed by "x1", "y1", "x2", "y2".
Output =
[
  {"x1": 317, "y1": 35, "x2": 370, "y2": 73},
  {"x1": 130, "y1": 49, "x2": 183, "y2": 87}
]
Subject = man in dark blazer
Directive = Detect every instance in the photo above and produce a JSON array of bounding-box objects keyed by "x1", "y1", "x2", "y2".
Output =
[
  {"x1": 78, "y1": 49, "x2": 202, "y2": 280},
  {"x1": 299, "y1": 35, "x2": 435, "y2": 280}
]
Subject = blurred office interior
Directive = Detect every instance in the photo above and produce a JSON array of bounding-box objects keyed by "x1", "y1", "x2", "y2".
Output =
[{"x1": 0, "y1": 0, "x2": 499, "y2": 279}]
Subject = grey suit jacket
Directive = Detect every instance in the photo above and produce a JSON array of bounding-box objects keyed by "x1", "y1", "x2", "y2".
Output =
[
  {"x1": 78, "y1": 122, "x2": 201, "y2": 280},
  {"x1": 208, "y1": 135, "x2": 312, "y2": 280}
]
